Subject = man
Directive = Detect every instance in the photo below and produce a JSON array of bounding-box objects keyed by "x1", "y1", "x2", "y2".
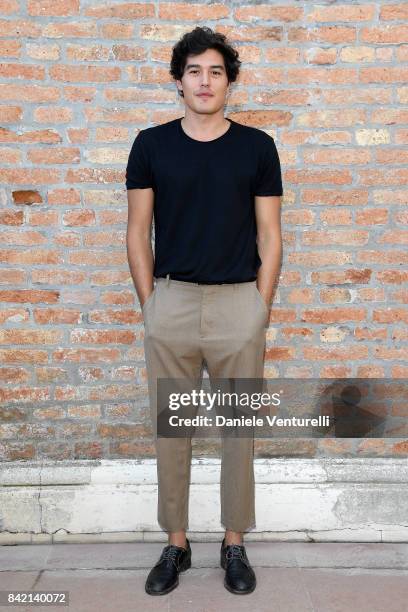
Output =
[{"x1": 126, "y1": 26, "x2": 283, "y2": 596}]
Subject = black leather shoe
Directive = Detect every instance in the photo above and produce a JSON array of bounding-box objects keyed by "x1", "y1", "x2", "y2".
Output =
[
  {"x1": 220, "y1": 538, "x2": 256, "y2": 594},
  {"x1": 145, "y1": 538, "x2": 191, "y2": 595}
]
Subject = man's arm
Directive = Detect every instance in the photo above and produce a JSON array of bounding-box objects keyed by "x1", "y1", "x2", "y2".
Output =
[
  {"x1": 126, "y1": 187, "x2": 155, "y2": 309},
  {"x1": 254, "y1": 195, "x2": 282, "y2": 307}
]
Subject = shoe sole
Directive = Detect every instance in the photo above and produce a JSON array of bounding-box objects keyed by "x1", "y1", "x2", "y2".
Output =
[{"x1": 145, "y1": 557, "x2": 191, "y2": 596}]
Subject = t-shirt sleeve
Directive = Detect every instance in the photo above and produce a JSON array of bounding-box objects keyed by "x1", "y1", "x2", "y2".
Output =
[
  {"x1": 254, "y1": 134, "x2": 283, "y2": 197},
  {"x1": 125, "y1": 130, "x2": 154, "y2": 190}
]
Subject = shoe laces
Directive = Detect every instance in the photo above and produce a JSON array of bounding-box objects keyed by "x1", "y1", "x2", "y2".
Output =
[
  {"x1": 225, "y1": 544, "x2": 247, "y2": 563},
  {"x1": 159, "y1": 544, "x2": 184, "y2": 565}
]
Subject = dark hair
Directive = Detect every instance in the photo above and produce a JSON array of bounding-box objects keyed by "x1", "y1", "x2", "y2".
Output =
[{"x1": 169, "y1": 26, "x2": 241, "y2": 97}]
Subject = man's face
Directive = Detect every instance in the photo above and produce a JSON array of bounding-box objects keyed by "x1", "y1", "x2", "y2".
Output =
[{"x1": 176, "y1": 48, "x2": 229, "y2": 115}]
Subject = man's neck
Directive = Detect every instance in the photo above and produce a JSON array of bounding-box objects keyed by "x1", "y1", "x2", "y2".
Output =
[{"x1": 181, "y1": 113, "x2": 230, "y2": 141}]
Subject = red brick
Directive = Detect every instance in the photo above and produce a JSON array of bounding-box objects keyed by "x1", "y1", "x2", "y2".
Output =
[
  {"x1": 159, "y1": 3, "x2": 229, "y2": 20},
  {"x1": 28, "y1": 0, "x2": 79, "y2": 17},
  {"x1": 301, "y1": 308, "x2": 366, "y2": 323}
]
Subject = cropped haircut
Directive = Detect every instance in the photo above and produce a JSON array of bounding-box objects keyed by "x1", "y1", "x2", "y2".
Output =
[{"x1": 169, "y1": 26, "x2": 241, "y2": 97}]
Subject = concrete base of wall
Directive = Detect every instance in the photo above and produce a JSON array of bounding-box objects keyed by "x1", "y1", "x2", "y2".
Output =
[{"x1": 1, "y1": 458, "x2": 408, "y2": 545}]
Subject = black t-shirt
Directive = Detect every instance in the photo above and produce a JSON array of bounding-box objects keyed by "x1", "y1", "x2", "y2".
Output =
[{"x1": 126, "y1": 117, "x2": 283, "y2": 284}]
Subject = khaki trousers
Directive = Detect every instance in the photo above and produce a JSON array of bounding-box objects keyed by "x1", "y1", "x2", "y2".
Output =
[{"x1": 143, "y1": 274, "x2": 268, "y2": 533}]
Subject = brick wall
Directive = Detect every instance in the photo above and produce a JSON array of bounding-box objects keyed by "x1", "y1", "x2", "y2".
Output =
[{"x1": 0, "y1": 1, "x2": 407, "y2": 461}]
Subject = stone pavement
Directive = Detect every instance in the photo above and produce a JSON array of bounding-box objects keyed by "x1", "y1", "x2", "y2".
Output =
[{"x1": 1, "y1": 541, "x2": 408, "y2": 611}]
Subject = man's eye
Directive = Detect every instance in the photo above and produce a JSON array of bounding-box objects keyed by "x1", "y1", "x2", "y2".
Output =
[{"x1": 189, "y1": 70, "x2": 221, "y2": 75}]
